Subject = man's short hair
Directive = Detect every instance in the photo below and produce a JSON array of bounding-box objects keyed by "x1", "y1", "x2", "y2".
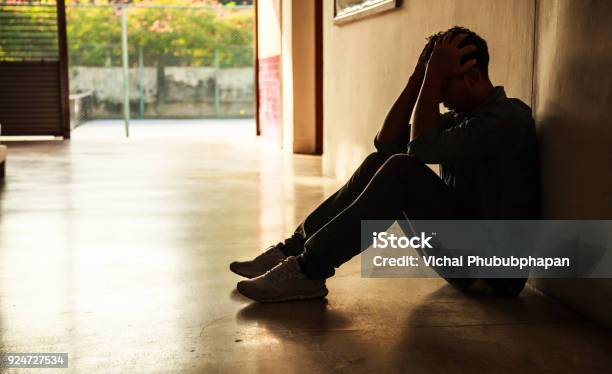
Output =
[{"x1": 422, "y1": 26, "x2": 490, "y2": 78}]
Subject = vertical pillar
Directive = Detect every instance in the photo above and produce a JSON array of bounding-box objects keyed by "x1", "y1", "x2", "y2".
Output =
[
  {"x1": 214, "y1": 48, "x2": 220, "y2": 117},
  {"x1": 139, "y1": 45, "x2": 145, "y2": 119},
  {"x1": 56, "y1": 0, "x2": 71, "y2": 139},
  {"x1": 121, "y1": 5, "x2": 130, "y2": 137}
]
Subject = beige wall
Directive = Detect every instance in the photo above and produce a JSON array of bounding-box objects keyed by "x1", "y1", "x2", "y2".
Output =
[
  {"x1": 534, "y1": 0, "x2": 612, "y2": 219},
  {"x1": 530, "y1": 0, "x2": 612, "y2": 328},
  {"x1": 322, "y1": 0, "x2": 535, "y2": 180},
  {"x1": 321, "y1": 0, "x2": 612, "y2": 326},
  {"x1": 281, "y1": 0, "x2": 318, "y2": 153}
]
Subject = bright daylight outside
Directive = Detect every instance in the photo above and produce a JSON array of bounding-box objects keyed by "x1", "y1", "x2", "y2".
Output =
[{"x1": 64, "y1": 0, "x2": 254, "y2": 137}]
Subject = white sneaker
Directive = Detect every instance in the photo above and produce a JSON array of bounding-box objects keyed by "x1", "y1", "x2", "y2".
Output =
[
  {"x1": 236, "y1": 256, "x2": 328, "y2": 303},
  {"x1": 230, "y1": 244, "x2": 287, "y2": 278}
]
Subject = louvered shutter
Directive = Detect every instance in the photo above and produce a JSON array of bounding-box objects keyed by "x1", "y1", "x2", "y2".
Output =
[{"x1": 0, "y1": 0, "x2": 69, "y2": 137}]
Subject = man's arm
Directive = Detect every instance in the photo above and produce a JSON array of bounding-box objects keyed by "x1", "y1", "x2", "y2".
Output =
[
  {"x1": 375, "y1": 72, "x2": 422, "y2": 144},
  {"x1": 411, "y1": 73, "x2": 444, "y2": 141},
  {"x1": 375, "y1": 42, "x2": 432, "y2": 146}
]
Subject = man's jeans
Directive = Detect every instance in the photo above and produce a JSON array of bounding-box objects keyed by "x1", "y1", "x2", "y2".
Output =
[
  {"x1": 279, "y1": 151, "x2": 526, "y2": 296},
  {"x1": 282, "y1": 151, "x2": 465, "y2": 271}
]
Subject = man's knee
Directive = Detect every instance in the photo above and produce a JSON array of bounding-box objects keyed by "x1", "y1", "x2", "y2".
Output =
[
  {"x1": 364, "y1": 151, "x2": 390, "y2": 164},
  {"x1": 359, "y1": 151, "x2": 391, "y2": 172},
  {"x1": 380, "y1": 154, "x2": 426, "y2": 175}
]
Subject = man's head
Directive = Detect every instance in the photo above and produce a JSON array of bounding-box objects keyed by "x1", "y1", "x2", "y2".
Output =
[{"x1": 422, "y1": 26, "x2": 493, "y2": 113}]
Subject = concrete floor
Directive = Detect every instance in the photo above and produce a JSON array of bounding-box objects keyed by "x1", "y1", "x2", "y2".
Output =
[{"x1": 1, "y1": 120, "x2": 611, "y2": 373}]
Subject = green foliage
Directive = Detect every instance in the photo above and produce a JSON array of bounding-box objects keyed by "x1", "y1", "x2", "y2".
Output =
[
  {"x1": 0, "y1": 1, "x2": 60, "y2": 61},
  {"x1": 66, "y1": 1, "x2": 253, "y2": 67}
]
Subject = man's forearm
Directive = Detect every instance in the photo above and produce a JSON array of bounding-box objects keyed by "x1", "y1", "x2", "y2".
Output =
[
  {"x1": 412, "y1": 74, "x2": 444, "y2": 140},
  {"x1": 376, "y1": 74, "x2": 423, "y2": 143}
]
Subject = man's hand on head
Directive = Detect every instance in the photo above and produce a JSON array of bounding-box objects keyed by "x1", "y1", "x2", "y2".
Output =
[
  {"x1": 377, "y1": 40, "x2": 437, "y2": 145},
  {"x1": 425, "y1": 33, "x2": 477, "y2": 85},
  {"x1": 410, "y1": 40, "x2": 435, "y2": 85},
  {"x1": 411, "y1": 32, "x2": 475, "y2": 139}
]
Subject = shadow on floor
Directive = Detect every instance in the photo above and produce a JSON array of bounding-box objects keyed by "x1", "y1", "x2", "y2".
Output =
[
  {"x1": 233, "y1": 283, "x2": 611, "y2": 372},
  {"x1": 237, "y1": 297, "x2": 352, "y2": 332}
]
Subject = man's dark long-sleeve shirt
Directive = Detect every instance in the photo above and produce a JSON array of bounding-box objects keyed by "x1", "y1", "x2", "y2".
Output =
[{"x1": 374, "y1": 86, "x2": 540, "y2": 220}]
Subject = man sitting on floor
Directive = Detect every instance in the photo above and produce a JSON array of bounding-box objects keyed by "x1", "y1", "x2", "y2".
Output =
[{"x1": 230, "y1": 26, "x2": 540, "y2": 302}]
